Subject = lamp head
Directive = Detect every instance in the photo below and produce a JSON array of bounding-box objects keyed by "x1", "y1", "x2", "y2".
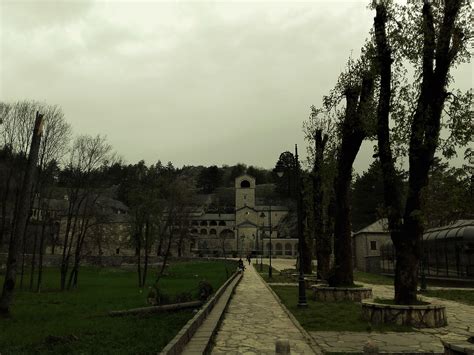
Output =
[{"x1": 275, "y1": 160, "x2": 285, "y2": 178}]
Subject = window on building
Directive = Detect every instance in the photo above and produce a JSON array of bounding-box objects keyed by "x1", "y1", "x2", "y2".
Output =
[
  {"x1": 370, "y1": 241, "x2": 377, "y2": 251},
  {"x1": 240, "y1": 180, "x2": 250, "y2": 188}
]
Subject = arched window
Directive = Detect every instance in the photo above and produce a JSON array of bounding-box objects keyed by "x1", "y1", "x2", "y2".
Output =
[
  {"x1": 285, "y1": 243, "x2": 292, "y2": 256},
  {"x1": 275, "y1": 243, "x2": 283, "y2": 255},
  {"x1": 200, "y1": 229, "x2": 207, "y2": 235},
  {"x1": 266, "y1": 242, "x2": 272, "y2": 255},
  {"x1": 209, "y1": 221, "x2": 217, "y2": 226},
  {"x1": 209, "y1": 229, "x2": 217, "y2": 235},
  {"x1": 192, "y1": 221, "x2": 199, "y2": 226},
  {"x1": 191, "y1": 228, "x2": 198, "y2": 235},
  {"x1": 200, "y1": 221, "x2": 208, "y2": 226},
  {"x1": 240, "y1": 180, "x2": 250, "y2": 188},
  {"x1": 220, "y1": 229, "x2": 234, "y2": 239},
  {"x1": 218, "y1": 221, "x2": 226, "y2": 226}
]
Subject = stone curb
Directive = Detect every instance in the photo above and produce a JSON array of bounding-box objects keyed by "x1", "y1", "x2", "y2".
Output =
[
  {"x1": 254, "y1": 266, "x2": 324, "y2": 355},
  {"x1": 442, "y1": 339, "x2": 474, "y2": 355},
  {"x1": 160, "y1": 269, "x2": 243, "y2": 355}
]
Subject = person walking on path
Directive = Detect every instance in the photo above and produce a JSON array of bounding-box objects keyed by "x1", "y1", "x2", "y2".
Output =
[{"x1": 246, "y1": 254, "x2": 251, "y2": 265}]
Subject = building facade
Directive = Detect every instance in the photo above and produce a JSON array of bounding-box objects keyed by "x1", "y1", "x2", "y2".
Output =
[
  {"x1": 189, "y1": 174, "x2": 299, "y2": 257},
  {"x1": 352, "y1": 219, "x2": 390, "y2": 272}
]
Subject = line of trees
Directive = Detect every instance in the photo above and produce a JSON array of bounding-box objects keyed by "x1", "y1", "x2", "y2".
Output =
[
  {"x1": 302, "y1": 0, "x2": 472, "y2": 304},
  {"x1": 0, "y1": 101, "x2": 202, "y2": 316}
]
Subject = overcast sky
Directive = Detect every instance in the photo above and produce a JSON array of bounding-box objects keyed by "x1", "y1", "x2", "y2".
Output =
[{"x1": 1, "y1": 0, "x2": 472, "y2": 173}]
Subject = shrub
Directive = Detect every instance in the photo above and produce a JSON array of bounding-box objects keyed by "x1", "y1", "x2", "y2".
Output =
[
  {"x1": 147, "y1": 286, "x2": 171, "y2": 305},
  {"x1": 198, "y1": 280, "x2": 213, "y2": 301},
  {"x1": 174, "y1": 292, "x2": 193, "y2": 303}
]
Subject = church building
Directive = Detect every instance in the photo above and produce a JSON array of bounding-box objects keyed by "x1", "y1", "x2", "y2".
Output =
[{"x1": 189, "y1": 174, "x2": 299, "y2": 258}]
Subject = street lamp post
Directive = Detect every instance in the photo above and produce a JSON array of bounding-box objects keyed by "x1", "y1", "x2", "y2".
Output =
[
  {"x1": 260, "y1": 228, "x2": 264, "y2": 271},
  {"x1": 259, "y1": 206, "x2": 273, "y2": 278},
  {"x1": 269, "y1": 205, "x2": 272, "y2": 278},
  {"x1": 420, "y1": 235, "x2": 427, "y2": 291},
  {"x1": 276, "y1": 144, "x2": 307, "y2": 307},
  {"x1": 294, "y1": 145, "x2": 308, "y2": 307}
]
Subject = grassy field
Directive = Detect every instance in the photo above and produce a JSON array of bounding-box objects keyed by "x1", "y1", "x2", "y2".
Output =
[
  {"x1": 0, "y1": 260, "x2": 235, "y2": 354},
  {"x1": 423, "y1": 289, "x2": 474, "y2": 306},
  {"x1": 256, "y1": 263, "x2": 295, "y2": 283},
  {"x1": 353, "y1": 271, "x2": 394, "y2": 285},
  {"x1": 271, "y1": 286, "x2": 411, "y2": 332}
]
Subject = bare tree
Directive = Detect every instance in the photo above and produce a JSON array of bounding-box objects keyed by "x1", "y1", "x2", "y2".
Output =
[
  {"x1": 155, "y1": 178, "x2": 194, "y2": 286},
  {"x1": 0, "y1": 112, "x2": 43, "y2": 316},
  {"x1": 304, "y1": 107, "x2": 337, "y2": 279},
  {"x1": 59, "y1": 134, "x2": 113, "y2": 290},
  {"x1": 31, "y1": 105, "x2": 71, "y2": 291}
]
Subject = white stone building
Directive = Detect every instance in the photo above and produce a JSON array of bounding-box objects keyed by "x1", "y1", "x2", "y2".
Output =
[
  {"x1": 189, "y1": 174, "x2": 299, "y2": 257},
  {"x1": 352, "y1": 218, "x2": 390, "y2": 272}
]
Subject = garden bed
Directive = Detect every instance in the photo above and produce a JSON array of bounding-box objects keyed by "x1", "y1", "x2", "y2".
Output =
[
  {"x1": 361, "y1": 299, "x2": 447, "y2": 328},
  {"x1": 270, "y1": 286, "x2": 411, "y2": 332},
  {"x1": 311, "y1": 285, "x2": 373, "y2": 302}
]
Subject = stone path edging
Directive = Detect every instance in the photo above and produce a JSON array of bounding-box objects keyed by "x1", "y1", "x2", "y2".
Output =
[
  {"x1": 160, "y1": 270, "x2": 243, "y2": 355},
  {"x1": 254, "y1": 268, "x2": 323, "y2": 354}
]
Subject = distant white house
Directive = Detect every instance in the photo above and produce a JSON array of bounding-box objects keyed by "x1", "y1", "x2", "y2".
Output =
[{"x1": 352, "y1": 219, "x2": 390, "y2": 272}]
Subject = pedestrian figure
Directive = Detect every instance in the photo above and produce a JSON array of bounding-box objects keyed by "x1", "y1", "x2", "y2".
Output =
[
  {"x1": 238, "y1": 258, "x2": 245, "y2": 272},
  {"x1": 247, "y1": 255, "x2": 251, "y2": 265}
]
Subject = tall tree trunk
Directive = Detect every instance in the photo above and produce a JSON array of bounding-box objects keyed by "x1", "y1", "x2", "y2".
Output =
[
  {"x1": 0, "y1": 112, "x2": 43, "y2": 316},
  {"x1": 60, "y1": 211, "x2": 74, "y2": 290},
  {"x1": 61, "y1": 201, "x2": 82, "y2": 290},
  {"x1": 142, "y1": 220, "x2": 150, "y2": 287},
  {"x1": 68, "y1": 217, "x2": 89, "y2": 290},
  {"x1": 156, "y1": 228, "x2": 174, "y2": 286},
  {"x1": 374, "y1": 0, "x2": 462, "y2": 304},
  {"x1": 156, "y1": 234, "x2": 163, "y2": 256},
  {"x1": 136, "y1": 223, "x2": 143, "y2": 288},
  {"x1": 332, "y1": 75, "x2": 374, "y2": 287},
  {"x1": 312, "y1": 130, "x2": 330, "y2": 279},
  {"x1": 374, "y1": 2, "x2": 406, "y2": 301},
  {"x1": 29, "y1": 223, "x2": 39, "y2": 290},
  {"x1": 0, "y1": 167, "x2": 14, "y2": 251},
  {"x1": 19, "y1": 225, "x2": 28, "y2": 289},
  {"x1": 36, "y1": 217, "x2": 48, "y2": 292},
  {"x1": 299, "y1": 180, "x2": 312, "y2": 274}
]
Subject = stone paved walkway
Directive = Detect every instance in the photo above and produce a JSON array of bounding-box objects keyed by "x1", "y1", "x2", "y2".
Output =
[
  {"x1": 310, "y1": 331, "x2": 444, "y2": 353},
  {"x1": 211, "y1": 263, "x2": 316, "y2": 354}
]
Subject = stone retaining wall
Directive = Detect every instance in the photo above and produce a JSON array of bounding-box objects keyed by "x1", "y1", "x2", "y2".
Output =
[
  {"x1": 311, "y1": 286, "x2": 373, "y2": 302},
  {"x1": 159, "y1": 270, "x2": 242, "y2": 355},
  {"x1": 442, "y1": 338, "x2": 474, "y2": 355},
  {"x1": 362, "y1": 300, "x2": 447, "y2": 328}
]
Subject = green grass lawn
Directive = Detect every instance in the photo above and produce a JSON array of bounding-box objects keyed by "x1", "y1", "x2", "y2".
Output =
[
  {"x1": 271, "y1": 286, "x2": 412, "y2": 332},
  {"x1": 256, "y1": 263, "x2": 295, "y2": 283},
  {"x1": 422, "y1": 289, "x2": 474, "y2": 306},
  {"x1": 0, "y1": 260, "x2": 235, "y2": 354},
  {"x1": 353, "y1": 271, "x2": 394, "y2": 285}
]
